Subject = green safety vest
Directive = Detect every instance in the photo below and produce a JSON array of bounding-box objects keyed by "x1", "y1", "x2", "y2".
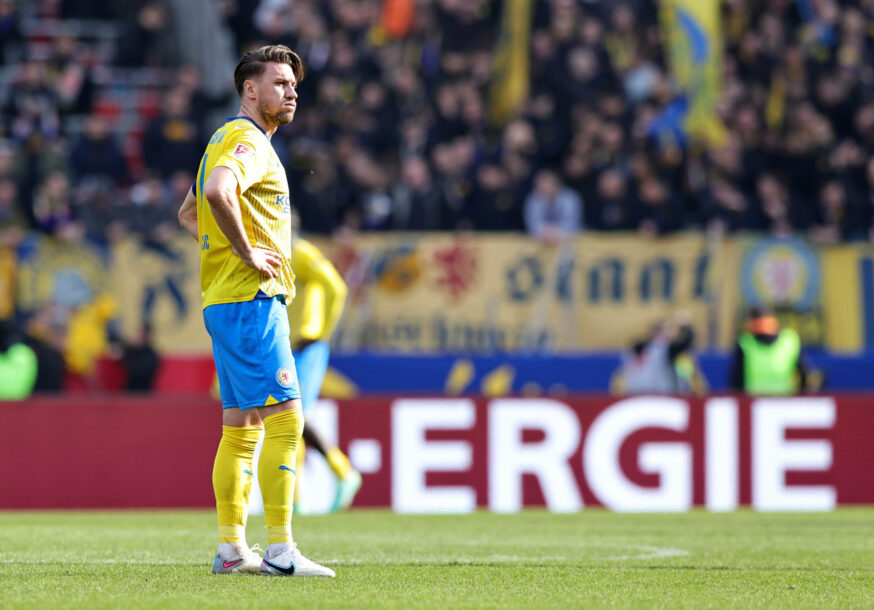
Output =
[
  {"x1": 738, "y1": 328, "x2": 800, "y2": 396},
  {"x1": 0, "y1": 342, "x2": 38, "y2": 400}
]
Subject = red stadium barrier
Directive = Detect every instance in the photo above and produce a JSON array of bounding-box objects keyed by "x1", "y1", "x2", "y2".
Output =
[
  {"x1": 2, "y1": 395, "x2": 873, "y2": 511},
  {"x1": 0, "y1": 395, "x2": 220, "y2": 509}
]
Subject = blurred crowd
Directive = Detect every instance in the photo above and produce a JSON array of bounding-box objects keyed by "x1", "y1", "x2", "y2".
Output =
[
  {"x1": 0, "y1": 0, "x2": 872, "y2": 248},
  {"x1": 5, "y1": 0, "x2": 872, "y2": 393}
]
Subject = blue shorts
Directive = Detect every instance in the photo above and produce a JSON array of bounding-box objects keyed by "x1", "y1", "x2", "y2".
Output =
[
  {"x1": 203, "y1": 295, "x2": 301, "y2": 410},
  {"x1": 296, "y1": 341, "x2": 331, "y2": 417}
]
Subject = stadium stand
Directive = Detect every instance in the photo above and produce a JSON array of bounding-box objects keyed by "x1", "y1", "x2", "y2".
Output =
[
  {"x1": 2, "y1": 0, "x2": 874, "y2": 391},
  {"x1": 0, "y1": 0, "x2": 873, "y2": 240}
]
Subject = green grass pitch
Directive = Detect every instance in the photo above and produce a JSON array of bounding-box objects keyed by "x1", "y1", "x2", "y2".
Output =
[{"x1": 1, "y1": 509, "x2": 872, "y2": 609}]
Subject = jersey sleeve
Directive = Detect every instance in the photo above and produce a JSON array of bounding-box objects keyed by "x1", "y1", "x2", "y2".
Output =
[
  {"x1": 212, "y1": 130, "x2": 268, "y2": 194},
  {"x1": 292, "y1": 240, "x2": 348, "y2": 342}
]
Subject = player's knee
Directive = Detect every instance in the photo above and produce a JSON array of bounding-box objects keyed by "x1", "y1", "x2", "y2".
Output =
[{"x1": 263, "y1": 407, "x2": 304, "y2": 442}]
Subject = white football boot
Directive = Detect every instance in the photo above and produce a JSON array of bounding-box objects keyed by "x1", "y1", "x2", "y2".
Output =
[
  {"x1": 212, "y1": 542, "x2": 264, "y2": 575},
  {"x1": 260, "y1": 543, "x2": 336, "y2": 577}
]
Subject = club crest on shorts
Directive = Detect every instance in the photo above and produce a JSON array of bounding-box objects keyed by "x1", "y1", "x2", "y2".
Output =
[{"x1": 276, "y1": 368, "x2": 293, "y2": 388}]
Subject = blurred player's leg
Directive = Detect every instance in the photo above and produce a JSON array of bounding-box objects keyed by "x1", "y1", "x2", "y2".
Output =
[
  {"x1": 297, "y1": 341, "x2": 362, "y2": 511},
  {"x1": 302, "y1": 423, "x2": 362, "y2": 512}
]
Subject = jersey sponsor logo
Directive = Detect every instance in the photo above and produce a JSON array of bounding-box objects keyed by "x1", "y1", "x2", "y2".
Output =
[
  {"x1": 276, "y1": 194, "x2": 290, "y2": 213},
  {"x1": 276, "y1": 368, "x2": 294, "y2": 388},
  {"x1": 232, "y1": 143, "x2": 255, "y2": 162}
]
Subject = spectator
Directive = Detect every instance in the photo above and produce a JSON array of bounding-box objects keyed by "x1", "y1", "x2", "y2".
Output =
[
  {"x1": 60, "y1": 0, "x2": 120, "y2": 20},
  {"x1": 867, "y1": 157, "x2": 874, "y2": 242},
  {"x1": 703, "y1": 178, "x2": 755, "y2": 233},
  {"x1": 523, "y1": 169, "x2": 582, "y2": 243},
  {"x1": 4, "y1": 0, "x2": 874, "y2": 243},
  {"x1": 31, "y1": 170, "x2": 74, "y2": 235},
  {"x1": 69, "y1": 116, "x2": 130, "y2": 186},
  {"x1": 47, "y1": 31, "x2": 96, "y2": 117},
  {"x1": 114, "y1": 1, "x2": 176, "y2": 67},
  {"x1": 65, "y1": 294, "x2": 117, "y2": 382},
  {"x1": 755, "y1": 174, "x2": 796, "y2": 237},
  {"x1": 631, "y1": 176, "x2": 681, "y2": 237},
  {"x1": 0, "y1": 0, "x2": 22, "y2": 66},
  {"x1": 0, "y1": 319, "x2": 38, "y2": 400},
  {"x1": 613, "y1": 312, "x2": 699, "y2": 395},
  {"x1": 809, "y1": 180, "x2": 861, "y2": 244},
  {"x1": 465, "y1": 163, "x2": 521, "y2": 231},
  {"x1": 3, "y1": 60, "x2": 60, "y2": 142},
  {"x1": 128, "y1": 173, "x2": 180, "y2": 241},
  {"x1": 0, "y1": 178, "x2": 24, "y2": 232},
  {"x1": 141, "y1": 88, "x2": 202, "y2": 179},
  {"x1": 175, "y1": 64, "x2": 234, "y2": 134},
  {"x1": 73, "y1": 178, "x2": 128, "y2": 245},
  {"x1": 390, "y1": 156, "x2": 447, "y2": 230},
  {"x1": 122, "y1": 322, "x2": 160, "y2": 392},
  {"x1": 24, "y1": 305, "x2": 66, "y2": 392},
  {"x1": 730, "y1": 307, "x2": 811, "y2": 396},
  {"x1": 590, "y1": 168, "x2": 631, "y2": 231}
]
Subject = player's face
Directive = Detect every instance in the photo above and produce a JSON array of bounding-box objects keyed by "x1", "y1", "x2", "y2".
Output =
[{"x1": 254, "y1": 62, "x2": 298, "y2": 127}]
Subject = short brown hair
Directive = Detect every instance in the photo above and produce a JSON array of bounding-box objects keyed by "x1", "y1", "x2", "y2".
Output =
[{"x1": 233, "y1": 45, "x2": 304, "y2": 97}]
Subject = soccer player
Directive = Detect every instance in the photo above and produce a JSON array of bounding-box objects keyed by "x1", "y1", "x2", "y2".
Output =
[
  {"x1": 287, "y1": 237, "x2": 362, "y2": 512},
  {"x1": 177, "y1": 45, "x2": 334, "y2": 577}
]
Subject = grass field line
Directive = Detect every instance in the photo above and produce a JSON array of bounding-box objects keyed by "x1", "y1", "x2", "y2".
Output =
[
  {"x1": 0, "y1": 544, "x2": 689, "y2": 566},
  {"x1": 319, "y1": 546, "x2": 690, "y2": 564}
]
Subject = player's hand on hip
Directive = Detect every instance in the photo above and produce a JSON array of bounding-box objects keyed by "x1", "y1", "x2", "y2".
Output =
[{"x1": 242, "y1": 247, "x2": 282, "y2": 278}]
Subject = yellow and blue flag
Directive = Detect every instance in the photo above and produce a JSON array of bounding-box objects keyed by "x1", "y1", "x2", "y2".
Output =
[{"x1": 661, "y1": 0, "x2": 726, "y2": 148}]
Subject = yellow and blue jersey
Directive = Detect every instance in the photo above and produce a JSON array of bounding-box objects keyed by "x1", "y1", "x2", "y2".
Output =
[
  {"x1": 195, "y1": 116, "x2": 295, "y2": 309},
  {"x1": 287, "y1": 239, "x2": 347, "y2": 346}
]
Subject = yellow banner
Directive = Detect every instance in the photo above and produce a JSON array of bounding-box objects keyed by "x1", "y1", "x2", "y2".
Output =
[
  {"x1": 111, "y1": 235, "x2": 209, "y2": 354},
  {"x1": 93, "y1": 233, "x2": 868, "y2": 355},
  {"x1": 820, "y1": 243, "x2": 874, "y2": 353},
  {"x1": 313, "y1": 233, "x2": 724, "y2": 352},
  {"x1": 16, "y1": 236, "x2": 108, "y2": 313}
]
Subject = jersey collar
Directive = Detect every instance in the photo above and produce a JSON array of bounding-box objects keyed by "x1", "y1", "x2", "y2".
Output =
[{"x1": 225, "y1": 115, "x2": 268, "y2": 137}]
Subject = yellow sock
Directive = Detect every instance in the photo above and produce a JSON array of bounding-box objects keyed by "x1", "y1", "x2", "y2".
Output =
[
  {"x1": 213, "y1": 425, "x2": 262, "y2": 544},
  {"x1": 259, "y1": 408, "x2": 304, "y2": 545},
  {"x1": 293, "y1": 439, "x2": 306, "y2": 505},
  {"x1": 326, "y1": 447, "x2": 352, "y2": 480}
]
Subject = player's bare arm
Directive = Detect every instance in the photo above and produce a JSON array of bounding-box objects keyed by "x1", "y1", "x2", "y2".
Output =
[
  {"x1": 202, "y1": 166, "x2": 282, "y2": 279},
  {"x1": 177, "y1": 187, "x2": 198, "y2": 241}
]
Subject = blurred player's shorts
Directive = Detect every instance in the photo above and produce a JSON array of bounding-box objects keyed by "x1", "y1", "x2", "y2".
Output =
[{"x1": 295, "y1": 340, "x2": 330, "y2": 416}]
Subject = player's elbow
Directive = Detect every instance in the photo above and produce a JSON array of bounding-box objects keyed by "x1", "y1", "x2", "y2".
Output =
[
  {"x1": 202, "y1": 182, "x2": 224, "y2": 206},
  {"x1": 203, "y1": 176, "x2": 236, "y2": 208}
]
